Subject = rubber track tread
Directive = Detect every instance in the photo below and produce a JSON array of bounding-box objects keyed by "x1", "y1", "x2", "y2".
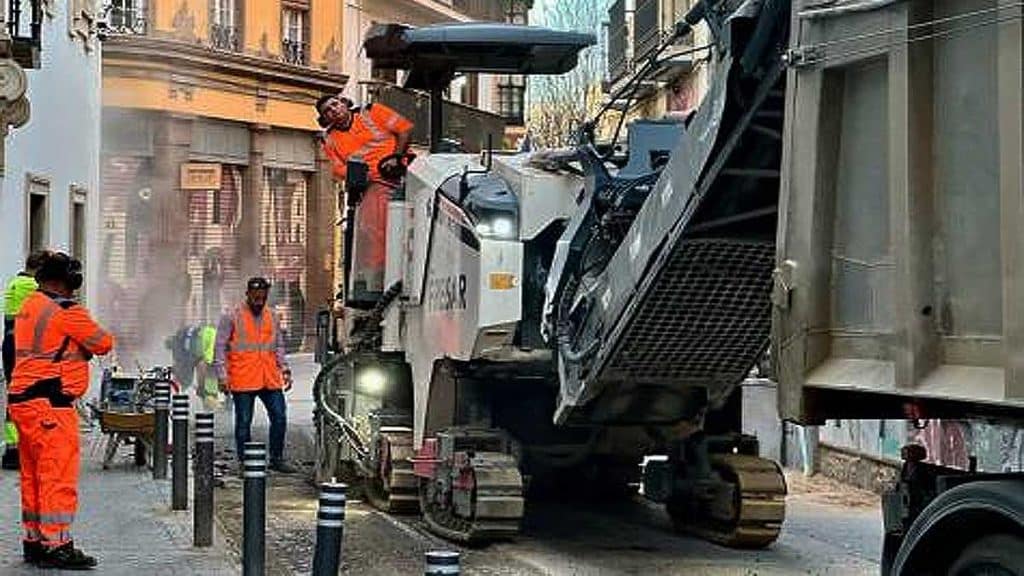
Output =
[
  {"x1": 366, "y1": 429, "x2": 420, "y2": 514},
  {"x1": 420, "y1": 451, "x2": 524, "y2": 544},
  {"x1": 673, "y1": 455, "x2": 787, "y2": 549}
]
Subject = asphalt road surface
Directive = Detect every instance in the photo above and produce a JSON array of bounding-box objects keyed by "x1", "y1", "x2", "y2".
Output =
[{"x1": 214, "y1": 355, "x2": 883, "y2": 575}]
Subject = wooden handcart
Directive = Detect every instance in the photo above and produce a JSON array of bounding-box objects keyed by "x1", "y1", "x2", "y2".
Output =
[{"x1": 97, "y1": 409, "x2": 153, "y2": 470}]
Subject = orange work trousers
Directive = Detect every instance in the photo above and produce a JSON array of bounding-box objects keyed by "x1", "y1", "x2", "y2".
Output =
[
  {"x1": 9, "y1": 399, "x2": 79, "y2": 547},
  {"x1": 352, "y1": 182, "x2": 391, "y2": 294}
]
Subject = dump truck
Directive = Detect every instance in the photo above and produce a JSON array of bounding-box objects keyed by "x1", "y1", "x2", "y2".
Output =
[{"x1": 774, "y1": 1, "x2": 1024, "y2": 573}]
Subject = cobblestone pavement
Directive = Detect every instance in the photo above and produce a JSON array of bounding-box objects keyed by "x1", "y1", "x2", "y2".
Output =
[{"x1": 0, "y1": 429, "x2": 237, "y2": 575}]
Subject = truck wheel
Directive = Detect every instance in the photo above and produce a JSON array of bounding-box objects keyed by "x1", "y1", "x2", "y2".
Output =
[{"x1": 949, "y1": 533, "x2": 1024, "y2": 576}]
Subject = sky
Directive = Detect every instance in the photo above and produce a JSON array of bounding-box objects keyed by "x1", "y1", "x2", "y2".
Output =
[{"x1": 526, "y1": 0, "x2": 612, "y2": 100}]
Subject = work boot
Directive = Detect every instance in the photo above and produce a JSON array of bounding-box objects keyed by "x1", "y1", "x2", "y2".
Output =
[
  {"x1": 22, "y1": 540, "x2": 43, "y2": 564},
  {"x1": 37, "y1": 541, "x2": 97, "y2": 570},
  {"x1": 270, "y1": 459, "x2": 298, "y2": 474}
]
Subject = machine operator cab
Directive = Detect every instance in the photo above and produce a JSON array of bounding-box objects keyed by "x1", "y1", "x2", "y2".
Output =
[{"x1": 341, "y1": 22, "x2": 595, "y2": 310}]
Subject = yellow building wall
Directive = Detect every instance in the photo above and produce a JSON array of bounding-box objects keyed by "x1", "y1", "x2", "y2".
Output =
[
  {"x1": 104, "y1": 76, "x2": 320, "y2": 131},
  {"x1": 312, "y1": 0, "x2": 342, "y2": 67},
  {"x1": 149, "y1": 0, "x2": 344, "y2": 66},
  {"x1": 108, "y1": 0, "x2": 345, "y2": 131},
  {"x1": 245, "y1": 0, "x2": 282, "y2": 56}
]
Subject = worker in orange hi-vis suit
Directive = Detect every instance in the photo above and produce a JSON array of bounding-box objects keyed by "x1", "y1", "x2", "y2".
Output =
[
  {"x1": 7, "y1": 251, "x2": 113, "y2": 570},
  {"x1": 315, "y1": 92, "x2": 414, "y2": 297}
]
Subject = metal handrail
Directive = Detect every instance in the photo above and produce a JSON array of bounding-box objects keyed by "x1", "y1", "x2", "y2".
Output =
[{"x1": 281, "y1": 37, "x2": 308, "y2": 65}]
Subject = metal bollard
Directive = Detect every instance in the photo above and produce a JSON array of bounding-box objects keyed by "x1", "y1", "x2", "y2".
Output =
[
  {"x1": 425, "y1": 551, "x2": 460, "y2": 576},
  {"x1": 193, "y1": 412, "x2": 215, "y2": 547},
  {"x1": 152, "y1": 381, "x2": 171, "y2": 480},
  {"x1": 242, "y1": 441, "x2": 267, "y2": 576},
  {"x1": 312, "y1": 483, "x2": 347, "y2": 576},
  {"x1": 171, "y1": 394, "x2": 190, "y2": 510}
]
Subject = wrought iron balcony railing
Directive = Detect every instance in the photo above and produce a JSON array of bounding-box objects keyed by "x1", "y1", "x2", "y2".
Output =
[
  {"x1": 633, "y1": 0, "x2": 660, "y2": 63},
  {"x1": 281, "y1": 38, "x2": 308, "y2": 66},
  {"x1": 109, "y1": 14, "x2": 146, "y2": 34},
  {"x1": 104, "y1": 0, "x2": 147, "y2": 35},
  {"x1": 607, "y1": 0, "x2": 631, "y2": 83},
  {"x1": 210, "y1": 23, "x2": 240, "y2": 51}
]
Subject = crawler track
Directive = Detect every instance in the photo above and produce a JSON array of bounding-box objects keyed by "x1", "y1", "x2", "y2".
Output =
[{"x1": 419, "y1": 451, "x2": 524, "y2": 544}]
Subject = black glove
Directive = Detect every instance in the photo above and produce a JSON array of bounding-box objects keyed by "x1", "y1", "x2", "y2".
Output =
[{"x1": 377, "y1": 153, "x2": 415, "y2": 183}]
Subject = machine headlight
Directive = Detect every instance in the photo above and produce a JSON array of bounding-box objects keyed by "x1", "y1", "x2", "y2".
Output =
[
  {"x1": 474, "y1": 216, "x2": 517, "y2": 239},
  {"x1": 492, "y1": 218, "x2": 514, "y2": 237},
  {"x1": 357, "y1": 368, "x2": 386, "y2": 394}
]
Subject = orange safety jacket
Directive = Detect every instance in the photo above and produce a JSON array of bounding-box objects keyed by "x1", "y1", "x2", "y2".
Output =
[
  {"x1": 321, "y1": 103, "x2": 413, "y2": 183},
  {"x1": 224, "y1": 305, "x2": 284, "y2": 393},
  {"x1": 10, "y1": 291, "x2": 114, "y2": 400}
]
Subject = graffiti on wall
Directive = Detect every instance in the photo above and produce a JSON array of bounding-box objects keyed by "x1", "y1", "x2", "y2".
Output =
[{"x1": 823, "y1": 419, "x2": 1024, "y2": 472}]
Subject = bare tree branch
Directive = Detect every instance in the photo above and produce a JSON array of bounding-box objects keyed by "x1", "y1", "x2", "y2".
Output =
[{"x1": 527, "y1": 0, "x2": 611, "y2": 148}]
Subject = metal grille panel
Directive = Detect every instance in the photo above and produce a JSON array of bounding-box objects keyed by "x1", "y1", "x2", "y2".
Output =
[{"x1": 605, "y1": 238, "x2": 773, "y2": 385}]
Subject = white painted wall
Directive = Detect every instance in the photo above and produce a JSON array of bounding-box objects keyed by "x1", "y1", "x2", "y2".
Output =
[{"x1": 0, "y1": 0, "x2": 102, "y2": 307}]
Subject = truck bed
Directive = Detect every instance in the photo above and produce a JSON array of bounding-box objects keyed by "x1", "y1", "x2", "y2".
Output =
[{"x1": 774, "y1": 0, "x2": 1024, "y2": 423}]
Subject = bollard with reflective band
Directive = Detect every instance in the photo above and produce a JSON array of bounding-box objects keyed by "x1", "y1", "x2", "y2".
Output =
[
  {"x1": 171, "y1": 394, "x2": 190, "y2": 510},
  {"x1": 243, "y1": 441, "x2": 267, "y2": 576},
  {"x1": 312, "y1": 482, "x2": 347, "y2": 576},
  {"x1": 193, "y1": 412, "x2": 215, "y2": 547},
  {"x1": 425, "y1": 551, "x2": 460, "y2": 576},
  {"x1": 152, "y1": 382, "x2": 171, "y2": 480}
]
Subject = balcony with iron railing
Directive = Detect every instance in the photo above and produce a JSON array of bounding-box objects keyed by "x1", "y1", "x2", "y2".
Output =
[
  {"x1": 7, "y1": 0, "x2": 42, "y2": 68},
  {"x1": 607, "y1": 0, "x2": 631, "y2": 84},
  {"x1": 281, "y1": 38, "x2": 308, "y2": 66},
  {"x1": 627, "y1": 0, "x2": 697, "y2": 84},
  {"x1": 633, "y1": 0, "x2": 660, "y2": 64},
  {"x1": 365, "y1": 81, "x2": 506, "y2": 152},
  {"x1": 103, "y1": 0, "x2": 147, "y2": 35},
  {"x1": 210, "y1": 23, "x2": 241, "y2": 51}
]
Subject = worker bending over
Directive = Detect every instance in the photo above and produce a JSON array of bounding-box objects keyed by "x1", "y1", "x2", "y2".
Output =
[
  {"x1": 8, "y1": 251, "x2": 114, "y2": 569},
  {"x1": 315, "y1": 92, "x2": 414, "y2": 297}
]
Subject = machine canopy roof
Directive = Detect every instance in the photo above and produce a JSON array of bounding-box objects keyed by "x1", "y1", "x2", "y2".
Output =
[{"x1": 363, "y1": 23, "x2": 596, "y2": 90}]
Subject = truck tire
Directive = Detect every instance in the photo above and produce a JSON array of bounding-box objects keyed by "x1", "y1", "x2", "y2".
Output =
[{"x1": 949, "y1": 533, "x2": 1024, "y2": 576}]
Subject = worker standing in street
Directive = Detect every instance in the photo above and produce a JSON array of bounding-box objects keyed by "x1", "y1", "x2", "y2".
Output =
[
  {"x1": 2, "y1": 250, "x2": 50, "y2": 470},
  {"x1": 315, "y1": 92, "x2": 414, "y2": 297},
  {"x1": 8, "y1": 251, "x2": 114, "y2": 569},
  {"x1": 213, "y1": 277, "x2": 296, "y2": 474}
]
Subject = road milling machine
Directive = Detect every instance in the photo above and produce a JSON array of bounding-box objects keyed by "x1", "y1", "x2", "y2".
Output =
[{"x1": 315, "y1": 0, "x2": 791, "y2": 547}]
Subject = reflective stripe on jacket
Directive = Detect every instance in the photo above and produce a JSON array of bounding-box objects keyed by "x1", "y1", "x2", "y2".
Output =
[
  {"x1": 10, "y1": 291, "x2": 114, "y2": 398},
  {"x1": 321, "y1": 103, "x2": 413, "y2": 183}
]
